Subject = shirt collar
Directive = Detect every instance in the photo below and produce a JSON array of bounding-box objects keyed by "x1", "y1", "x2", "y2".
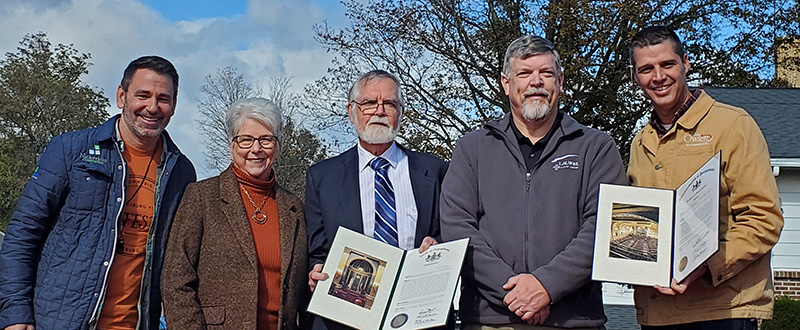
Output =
[
  {"x1": 650, "y1": 89, "x2": 702, "y2": 137},
  {"x1": 507, "y1": 112, "x2": 563, "y2": 147},
  {"x1": 357, "y1": 141, "x2": 401, "y2": 173}
]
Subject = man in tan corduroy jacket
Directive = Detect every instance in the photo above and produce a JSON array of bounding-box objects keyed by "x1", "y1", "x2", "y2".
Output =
[{"x1": 627, "y1": 25, "x2": 784, "y2": 330}]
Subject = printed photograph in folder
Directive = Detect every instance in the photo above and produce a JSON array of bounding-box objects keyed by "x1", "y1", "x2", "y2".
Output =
[
  {"x1": 307, "y1": 227, "x2": 469, "y2": 330},
  {"x1": 592, "y1": 152, "x2": 721, "y2": 287}
]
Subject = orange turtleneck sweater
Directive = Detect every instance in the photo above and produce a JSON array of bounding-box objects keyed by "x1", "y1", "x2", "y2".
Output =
[{"x1": 233, "y1": 165, "x2": 281, "y2": 330}]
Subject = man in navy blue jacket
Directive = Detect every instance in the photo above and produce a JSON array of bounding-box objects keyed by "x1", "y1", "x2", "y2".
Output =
[
  {"x1": 304, "y1": 70, "x2": 449, "y2": 330},
  {"x1": 0, "y1": 56, "x2": 196, "y2": 330}
]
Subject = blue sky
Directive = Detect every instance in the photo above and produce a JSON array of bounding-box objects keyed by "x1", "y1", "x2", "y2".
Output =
[
  {"x1": 139, "y1": 0, "x2": 249, "y2": 21},
  {"x1": 0, "y1": 0, "x2": 350, "y2": 178},
  {"x1": 139, "y1": 0, "x2": 346, "y2": 22}
]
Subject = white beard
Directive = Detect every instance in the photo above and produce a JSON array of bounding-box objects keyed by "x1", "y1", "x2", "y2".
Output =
[
  {"x1": 522, "y1": 101, "x2": 551, "y2": 122},
  {"x1": 520, "y1": 87, "x2": 553, "y2": 122},
  {"x1": 353, "y1": 115, "x2": 398, "y2": 144}
]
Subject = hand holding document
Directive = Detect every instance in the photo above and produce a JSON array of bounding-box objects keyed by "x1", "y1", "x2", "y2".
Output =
[{"x1": 307, "y1": 227, "x2": 468, "y2": 329}]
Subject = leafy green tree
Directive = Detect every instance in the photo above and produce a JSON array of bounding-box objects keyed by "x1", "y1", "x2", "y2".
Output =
[
  {"x1": 305, "y1": 0, "x2": 800, "y2": 159},
  {"x1": 0, "y1": 32, "x2": 109, "y2": 231},
  {"x1": 196, "y1": 69, "x2": 327, "y2": 197},
  {"x1": 0, "y1": 136, "x2": 33, "y2": 232}
]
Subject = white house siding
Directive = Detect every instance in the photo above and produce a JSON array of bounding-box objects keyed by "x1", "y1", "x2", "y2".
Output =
[
  {"x1": 775, "y1": 167, "x2": 800, "y2": 270},
  {"x1": 602, "y1": 282, "x2": 634, "y2": 305}
]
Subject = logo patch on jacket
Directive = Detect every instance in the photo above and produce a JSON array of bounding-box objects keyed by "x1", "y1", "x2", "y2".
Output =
[
  {"x1": 88, "y1": 144, "x2": 101, "y2": 155},
  {"x1": 683, "y1": 133, "x2": 713, "y2": 146},
  {"x1": 80, "y1": 144, "x2": 107, "y2": 164},
  {"x1": 551, "y1": 154, "x2": 580, "y2": 171}
]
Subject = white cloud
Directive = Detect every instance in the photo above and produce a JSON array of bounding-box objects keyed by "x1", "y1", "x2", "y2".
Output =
[{"x1": 0, "y1": 0, "x2": 344, "y2": 177}]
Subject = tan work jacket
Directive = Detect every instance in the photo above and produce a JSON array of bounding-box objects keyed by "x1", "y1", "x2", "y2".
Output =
[{"x1": 627, "y1": 91, "x2": 783, "y2": 325}]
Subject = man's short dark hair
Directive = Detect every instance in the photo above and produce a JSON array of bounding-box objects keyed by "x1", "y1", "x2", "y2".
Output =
[
  {"x1": 120, "y1": 56, "x2": 179, "y2": 96},
  {"x1": 629, "y1": 26, "x2": 686, "y2": 67}
]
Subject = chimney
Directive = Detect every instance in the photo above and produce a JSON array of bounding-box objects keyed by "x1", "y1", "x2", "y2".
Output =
[{"x1": 775, "y1": 36, "x2": 800, "y2": 87}]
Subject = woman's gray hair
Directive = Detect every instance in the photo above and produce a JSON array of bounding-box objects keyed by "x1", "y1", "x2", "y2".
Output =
[
  {"x1": 225, "y1": 97, "x2": 284, "y2": 143},
  {"x1": 502, "y1": 35, "x2": 562, "y2": 76}
]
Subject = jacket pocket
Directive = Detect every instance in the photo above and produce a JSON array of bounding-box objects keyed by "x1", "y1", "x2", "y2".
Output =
[
  {"x1": 673, "y1": 277, "x2": 740, "y2": 311},
  {"x1": 68, "y1": 161, "x2": 112, "y2": 211},
  {"x1": 203, "y1": 305, "x2": 226, "y2": 325}
]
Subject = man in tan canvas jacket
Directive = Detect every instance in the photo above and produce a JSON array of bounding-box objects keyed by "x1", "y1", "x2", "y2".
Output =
[{"x1": 627, "y1": 25, "x2": 784, "y2": 329}]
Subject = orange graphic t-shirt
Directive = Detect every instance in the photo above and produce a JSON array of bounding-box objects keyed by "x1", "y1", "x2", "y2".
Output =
[{"x1": 97, "y1": 140, "x2": 162, "y2": 330}]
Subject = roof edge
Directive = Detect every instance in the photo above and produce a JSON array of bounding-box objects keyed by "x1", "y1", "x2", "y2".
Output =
[{"x1": 771, "y1": 158, "x2": 800, "y2": 167}]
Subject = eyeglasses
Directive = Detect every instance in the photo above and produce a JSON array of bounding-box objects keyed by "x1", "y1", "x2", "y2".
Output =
[
  {"x1": 233, "y1": 135, "x2": 277, "y2": 149},
  {"x1": 351, "y1": 99, "x2": 401, "y2": 115}
]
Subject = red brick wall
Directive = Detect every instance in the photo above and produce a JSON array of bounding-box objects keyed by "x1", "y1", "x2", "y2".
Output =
[{"x1": 774, "y1": 270, "x2": 800, "y2": 299}]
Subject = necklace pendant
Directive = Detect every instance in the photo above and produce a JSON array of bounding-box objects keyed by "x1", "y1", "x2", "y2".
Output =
[{"x1": 252, "y1": 209, "x2": 267, "y2": 224}]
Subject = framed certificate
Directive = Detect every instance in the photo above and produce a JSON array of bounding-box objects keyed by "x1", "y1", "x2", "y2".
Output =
[
  {"x1": 308, "y1": 227, "x2": 468, "y2": 329},
  {"x1": 592, "y1": 152, "x2": 720, "y2": 286}
]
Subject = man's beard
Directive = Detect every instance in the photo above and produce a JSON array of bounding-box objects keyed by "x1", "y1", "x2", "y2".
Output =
[
  {"x1": 353, "y1": 115, "x2": 398, "y2": 144},
  {"x1": 122, "y1": 103, "x2": 167, "y2": 139},
  {"x1": 521, "y1": 87, "x2": 552, "y2": 122},
  {"x1": 522, "y1": 101, "x2": 551, "y2": 122}
]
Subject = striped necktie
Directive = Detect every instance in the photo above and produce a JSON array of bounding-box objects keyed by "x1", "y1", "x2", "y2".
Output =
[{"x1": 370, "y1": 157, "x2": 398, "y2": 246}]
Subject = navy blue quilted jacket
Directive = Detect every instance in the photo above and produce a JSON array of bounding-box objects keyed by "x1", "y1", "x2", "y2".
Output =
[{"x1": 0, "y1": 115, "x2": 196, "y2": 330}]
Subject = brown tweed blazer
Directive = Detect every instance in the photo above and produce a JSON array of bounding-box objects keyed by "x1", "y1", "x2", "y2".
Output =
[{"x1": 162, "y1": 166, "x2": 308, "y2": 330}]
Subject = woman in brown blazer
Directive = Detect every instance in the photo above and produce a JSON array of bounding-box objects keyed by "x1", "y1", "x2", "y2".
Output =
[{"x1": 162, "y1": 97, "x2": 307, "y2": 330}]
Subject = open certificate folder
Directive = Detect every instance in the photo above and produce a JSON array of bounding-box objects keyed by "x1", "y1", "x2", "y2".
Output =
[
  {"x1": 307, "y1": 227, "x2": 469, "y2": 330},
  {"x1": 592, "y1": 152, "x2": 721, "y2": 287}
]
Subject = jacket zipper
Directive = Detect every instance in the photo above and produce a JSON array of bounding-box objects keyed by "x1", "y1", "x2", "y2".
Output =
[
  {"x1": 524, "y1": 171, "x2": 532, "y2": 270},
  {"x1": 135, "y1": 152, "x2": 168, "y2": 330},
  {"x1": 88, "y1": 144, "x2": 127, "y2": 328},
  {"x1": 525, "y1": 172, "x2": 531, "y2": 191}
]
